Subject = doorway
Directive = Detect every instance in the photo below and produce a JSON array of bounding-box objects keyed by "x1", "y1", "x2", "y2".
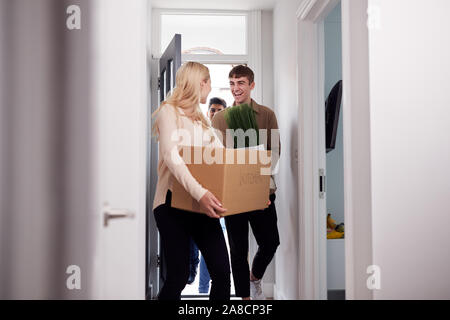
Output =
[
  {"x1": 296, "y1": 0, "x2": 372, "y2": 300},
  {"x1": 323, "y1": 2, "x2": 345, "y2": 300},
  {"x1": 146, "y1": 8, "x2": 252, "y2": 299}
]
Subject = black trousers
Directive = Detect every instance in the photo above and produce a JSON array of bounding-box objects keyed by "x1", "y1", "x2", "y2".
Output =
[
  {"x1": 153, "y1": 191, "x2": 230, "y2": 300},
  {"x1": 224, "y1": 193, "x2": 280, "y2": 298}
]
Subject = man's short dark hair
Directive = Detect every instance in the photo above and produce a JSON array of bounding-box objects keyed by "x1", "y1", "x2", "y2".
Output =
[
  {"x1": 208, "y1": 97, "x2": 227, "y2": 109},
  {"x1": 229, "y1": 65, "x2": 254, "y2": 84}
]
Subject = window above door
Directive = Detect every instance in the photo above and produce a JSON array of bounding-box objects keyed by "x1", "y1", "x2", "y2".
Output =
[
  {"x1": 152, "y1": 9, "x2": 252, "y2": 63},
  {"x1": 160, "y1": 13, "x2": 247, "y2": 55}
]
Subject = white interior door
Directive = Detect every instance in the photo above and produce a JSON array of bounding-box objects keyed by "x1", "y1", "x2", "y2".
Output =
[{"x1": 91, "y1": 0, "x2": 147, "y2": 299}]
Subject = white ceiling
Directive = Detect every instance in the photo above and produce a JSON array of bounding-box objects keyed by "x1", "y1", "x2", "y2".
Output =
[{"x1": 150, "y1": 0, "x2": 277, "y2": 10}]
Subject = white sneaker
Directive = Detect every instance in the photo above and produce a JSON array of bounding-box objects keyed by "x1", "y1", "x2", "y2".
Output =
[{"x1": 250, "y1": 279, "x2": 266, "y2": 300}]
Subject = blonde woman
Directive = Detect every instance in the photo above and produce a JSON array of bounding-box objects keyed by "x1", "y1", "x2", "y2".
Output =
[{"x1": 152, "y1": 62, "x2": 230, "y2": 300}]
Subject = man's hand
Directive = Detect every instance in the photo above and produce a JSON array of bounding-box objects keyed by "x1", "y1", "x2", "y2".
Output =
[{"x1": 199, "y1": 191, "x2": 227, "y2": 218}]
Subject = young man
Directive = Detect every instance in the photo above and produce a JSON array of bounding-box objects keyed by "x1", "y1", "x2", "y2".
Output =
[
  {"x1": 211, "y1": 65, "x2": 280, "y2": 300},
  {"x1": 207, "y1": 97, "x2": 227, "y2": 120}
]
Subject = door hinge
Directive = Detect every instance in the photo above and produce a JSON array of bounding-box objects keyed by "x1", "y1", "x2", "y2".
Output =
[
  {"x1": 319, "y1": 169, "x2": 326, "y2": 199},
  {"x1": 157, "y1": 77, "x2": 160, "y2": 89}
]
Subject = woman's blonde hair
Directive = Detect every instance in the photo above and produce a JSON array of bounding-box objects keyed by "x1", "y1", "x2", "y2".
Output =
[{"x1": 152, "y1": 61, "x2": 211, "y2": 137}]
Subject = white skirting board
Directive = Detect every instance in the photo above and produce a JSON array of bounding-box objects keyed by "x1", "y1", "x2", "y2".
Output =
[
  {"x1": 273, "y1": 284, "x2": 287, "y2": 300},
  {"x1": 262, "y1": 282, "x2": 274, "y2": 299}
]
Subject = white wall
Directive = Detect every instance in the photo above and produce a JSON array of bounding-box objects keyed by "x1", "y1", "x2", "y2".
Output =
[
  {"x1": 273, "y1": 0, "x2": 301, "y2": 300},
  {"x1": 368, "y1": 0, "x2": 450, "y2": 299},
  {"x1": 261, "y1": 10, "x2": 274, "y2": 110}
]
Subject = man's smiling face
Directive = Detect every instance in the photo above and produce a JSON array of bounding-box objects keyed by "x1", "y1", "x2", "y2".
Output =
[{"x1": 229, "y1": 76, "x2": 255, "y2": 105}]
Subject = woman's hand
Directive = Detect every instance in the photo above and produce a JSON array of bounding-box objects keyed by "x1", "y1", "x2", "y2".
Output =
[{"x1": 199, "y1": 191, "x2": 227, "y2": 218}]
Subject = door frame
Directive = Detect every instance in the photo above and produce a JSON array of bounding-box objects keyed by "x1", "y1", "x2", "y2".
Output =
[{"x1": 296, "y1": 0, "x2": 373, "y2": 300}]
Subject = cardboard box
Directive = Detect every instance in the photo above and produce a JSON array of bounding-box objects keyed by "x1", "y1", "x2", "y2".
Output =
[{"x1": 171, "y1": 146, "x2": 272, "y2": 216}]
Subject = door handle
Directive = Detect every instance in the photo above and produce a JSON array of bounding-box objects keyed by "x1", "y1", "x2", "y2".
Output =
[{"x1": 103, "y1": 206, "x2": 135, "y2": 227}]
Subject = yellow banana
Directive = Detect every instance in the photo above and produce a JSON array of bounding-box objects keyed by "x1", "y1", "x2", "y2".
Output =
[{"x1": 327, "y1": 230, "x2": 344, "y2": 239}]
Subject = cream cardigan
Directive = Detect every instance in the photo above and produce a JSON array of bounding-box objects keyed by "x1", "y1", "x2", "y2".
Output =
[{"x1": 153, "y1": 104, "x2": 224, "y2": 210}]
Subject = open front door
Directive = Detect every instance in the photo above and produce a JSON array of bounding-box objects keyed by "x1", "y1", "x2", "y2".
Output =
[{"x1": 147, "y1": 34, "x2": 182, "y2": 299}]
